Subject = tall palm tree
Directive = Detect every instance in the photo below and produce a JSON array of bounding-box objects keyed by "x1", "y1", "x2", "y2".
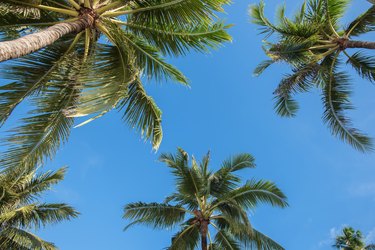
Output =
[
  {"x1": 0, "y1": 0, "x2": 231, "y2": 172},
  {"x1": 250, "y1": 0, "x2": 375, "y2": 152},
  {"x1": 0, "y1": 166, "x2": 79, "y2": 249},
  {"x1": 333, "y1": 227, "x2": 375, "y2": 250},
  {"x1": 123, "y1": 148, "x2": 288, "y2": 250}
]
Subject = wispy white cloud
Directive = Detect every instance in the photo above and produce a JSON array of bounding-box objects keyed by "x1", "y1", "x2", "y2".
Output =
[
  {"x1": 365, "y1": 227, "x2": 375, "y2": 244},
  {"x1": 349, "y1": 182, "x2": 375, "y2": 199},
  {"x1": 318, "y1": 227, "x2": 341, "y2": 247},
  {"x1": 318, "y1": 226, "x2": 375, "y2": 248}
]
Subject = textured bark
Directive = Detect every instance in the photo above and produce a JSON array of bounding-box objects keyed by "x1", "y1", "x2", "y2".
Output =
[
  {"x1": 346, "y1": 40, "x2": 375, "y2": 49},
  {"x1": 0, "y1": 15, "x2": 93, "y2": 62},
  {"x1": 200, "y1": 220, "x2": 208, "y2": 250}
]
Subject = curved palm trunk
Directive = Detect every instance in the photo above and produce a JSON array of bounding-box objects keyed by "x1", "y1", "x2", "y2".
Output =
[
  {"x1": 347, "y1": 40, "x2": 375, "y2": 49},
  {"x1": 0, "y1": 16, "x2": 93, "y2": 62}
]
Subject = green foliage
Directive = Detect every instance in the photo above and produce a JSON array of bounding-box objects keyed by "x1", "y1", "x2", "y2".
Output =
[
  {"x1": 0, "y1": 167, "x2": 78, "y2": 250},
  {"x1": 124, "y1": 148, "x2": 288, "y2": 249},
  {"x1": 333, "y1": 227, "x2": 375, "y2": 250},
  {"x1": 0, "y1": 0, "x2": 232, "y2": 172},
  {"x1": 1, "y1": 38, "x2": 83, "y2": 171},
  {"x1": 251, "y1": 0, "x2": 375, "y2": 152}
]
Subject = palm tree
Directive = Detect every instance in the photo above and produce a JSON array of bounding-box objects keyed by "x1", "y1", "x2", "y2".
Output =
[
  {"x1": 0, "y1": 0, "x2": 231, "y2": 172},
  {"x1": 333, "y1": 227, "x2": 375, "y2": 250},
  {"x1": 250, "y1": 0, "x2": 375, "y2": 152},
  {"x1": 123, "y1": 148, "x2": 288, "y2": 250},
  {"x1": 0, "y1": 166, "x2": 79, "y2": 249}
]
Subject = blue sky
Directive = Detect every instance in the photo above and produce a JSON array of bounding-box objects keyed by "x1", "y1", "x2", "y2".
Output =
[{"x1": 1, "y1": 0, "x2": 375, "y2": 249}]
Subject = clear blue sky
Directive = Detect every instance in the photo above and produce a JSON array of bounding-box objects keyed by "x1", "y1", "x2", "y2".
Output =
[{"x1": 1, "y1": 0, "x2": 375, "y2": 249}]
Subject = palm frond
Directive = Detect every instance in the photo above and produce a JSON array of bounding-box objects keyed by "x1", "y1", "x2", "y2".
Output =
[
  {"x1": 101, "y1": 19, "x2": 188, "y2": 84},
  {"x1": 123, "y1": 202, "x2": 186, "y2": 230},
  {"x1": 122, "y1": 20, "x2": 232, "y2": 56},
  {"x1": 253, "y1": 60, "x2": 274, "y2": 76},
  {"x1": 345, "y1": 51, "x2": 375, "y2": 83},
  {"x1": 168, "y1": 222, "x2": 199, "y2": 250},
  {"x1": 250, "y1": 1, "x2": 321, "y2": 40},
  {"x1": 246, "y1": 229, "x2": 285, "y2": 250},
  {"x1": 118, "y1": 78, "x2": 163, "y2": 150},
  {"x1": 0, "y1": 203, "x2": 78, "y2": 230},
  {"x1": 0, "y1": 6, "x2": 59, "y2": 41},
  {"x1": 64, "y1": 43, "x2": 137, "y2": 126},
  {"x1": 0, "y1": 1, "x2": 42, "y2": 19},
  {"x1": 0, "y1": 50, "x2": 83, "y2": 171},
  {"x1": 208, "y1": 153, "x2": 255, "y2": 197},
  {"x1": 213, "y1": 228, "x2": 241, "y2": 250},
  {"x1": 273, "y1": 63, "x2": 319, "y2": 117},
  {"x1": 345, "y1": 4, "x2": 375, "y2": 37},
  {"x1": 0, "y1": 35, "x2": 81, "y2": 126},
  {"x1": 322, "y1": 69, "x2": 373, "y2": 151},
  {"x1": 0, "y1": 166, "x2": 77, "y2": 250},
  {"x1": 324, "y1": 0, "x2": 350, "y2": 25},
  {"x1": 4, "y1": 167, "x2": 67, "y2": 204},
  {"x1": 0, "y1": 227, "x2": 56, "y2": 250},
  {"x1": 121, "y1": 0, "x2": 230, "y2": 29},
  {"x1": 212, "y1": 179, "x2": 288, "y2": 211},
  {"x1": 159, "y1": 148, "x2": 204, "y2": 199}
]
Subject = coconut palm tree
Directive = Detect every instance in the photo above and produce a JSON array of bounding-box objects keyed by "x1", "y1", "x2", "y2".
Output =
[
  {"x1": 123, "y1": 148, "x2": 288, "y2": 250},
  {"x1": 250, "y1": 0, "x2": 375, "y2": 152},
  {"x1": 333, "y1": 227, "x2": 375, "y2": 250},
  {"x1": 0, "y1": 0, "x2": 231, "y2": 172},
  {"x1": 0, "y1": 166, "x2": 79, "y2": 249}
]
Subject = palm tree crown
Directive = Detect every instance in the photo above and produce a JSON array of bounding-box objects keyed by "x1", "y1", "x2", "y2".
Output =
[
  {"x1": 123, "y1": 148, "x2": 288, "y2": 249},
  {"x1": 251, "y1": 0, "x2": 375, "y2": 152},
  {"x1": 0, "y1": 167, "x2": 79, "y2": 249},
  {"x1": 0, "y1": 0, "x2": 232, "y2": 173},
  {"x1": 333, "y1": 227, "x2": 375, "y2": 250}
]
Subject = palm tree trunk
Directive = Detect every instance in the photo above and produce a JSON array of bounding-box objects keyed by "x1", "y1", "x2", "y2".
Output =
[
  {"x1": 0, "y1": 16, "x2": 94, "y2": 62},
  {"x1": 201, "y1": 220, "x2": 208, "y2": 250},
  {"x1": 347, "y1": 40, "x2": 375, "y2": 49}
]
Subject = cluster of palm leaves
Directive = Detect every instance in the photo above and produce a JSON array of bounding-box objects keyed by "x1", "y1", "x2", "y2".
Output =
[
  {"x1": 334, "y1": 227, "x2": 375, "y2": 250},
  {"x1": 0, "y1": 0, "x2": 232, "y2": 176},
  {"x1": 0, "y1": 0, "x2": 232, "y2": 248},
  {"x1": 124, "y1": 148, "x2": 288, "y2": 249},
  {"x1": 0, "y1": 167, "x2": 78, "y2": 249},
  {"x1": 1, "y1": 0, "x2": 373, "y2": 249},
  {"x1": 251, "y1": 0, "x2": 375, "y2": 152}
]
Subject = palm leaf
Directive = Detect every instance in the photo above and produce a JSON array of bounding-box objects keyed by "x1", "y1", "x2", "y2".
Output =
[
  {"x1": 0, "y1": 1, "x2": 42, "y2": 19},
  {"x1": 64, "y1": 43, "x2": 137, "y2": 127},
  {"x1": 0, "y1": 51, "x2": 83, "y2": 171},
  {"x1": 322, "y1": 69, "x2": 373, "y2": 151},
  {"x1": 0, "y1": 35, "x2": 81, "y2": 126},
  {"x1": 118, "y1": 78, "x2": 163, "y2": 150},
  {"x1": 0, "y1": 203, "x2": 78, "y2": 230},
  {"x1": 168, "y1": 222, "x2": 199, "y2": 250},
  {"x1": 345, "y1": 4, "x2": 375, "y2": 36},
  {"x1": 122, "y1": 20, "x2": 232, "y2": 56},
  {"x1": 123, "y1": 202, "x2": 186, "y2": 229},
  {"x1": 213, "y1": 228, "x2": 241, "y2": 250},
  {"x1": 253, "y1": 60, "x2": 274, "y2": 76},
  {"x1": 0, "y1": 227, "x2": 56, "y2": 250},
  {"x1": 208, "y1": 154, "x2": 255, "y2": 196},
  {"x1": 159, "y1": 149, "x2": 204, "y2": 199},
  {"x1": 345, "y1": 51, "x2": 375, "y2": 83},
  {"x1": 248, "y1": 229, "x2": 284, "y2": 250},
  {"x1": 123, "y1": 0, "x2": 230, "y2": 29},
  {"x1": 273, "y1": 63, "x2": 319, "y2": 117},
  {"x1": 212, "y1": 179, "x2": 288, "y2": 211},
  {"x1": 0, "y1": 7, "x2": 59, "y2": 41},
  {"x1": 102, "y1": 19, "x2": 188, "y2": 84}
]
